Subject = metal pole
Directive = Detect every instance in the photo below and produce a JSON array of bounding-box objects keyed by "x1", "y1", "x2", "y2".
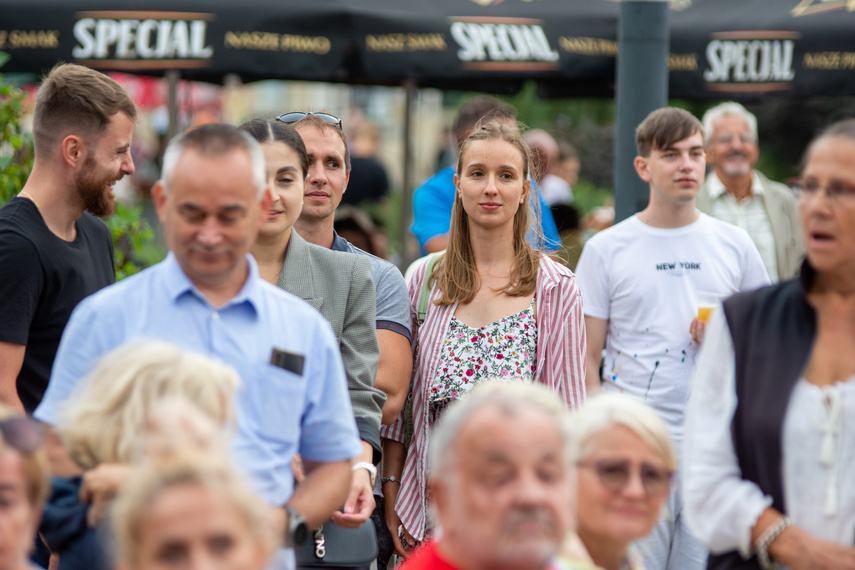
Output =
[
  {"x1": 166, "y1": 70, "x2": 181, "y2": 142},
  {"x1": 399, "y1": 79, "x2": 417, "y2": 269},
  {"x1": 613, "y1": 0, "x2": 670, "y2": 223}
]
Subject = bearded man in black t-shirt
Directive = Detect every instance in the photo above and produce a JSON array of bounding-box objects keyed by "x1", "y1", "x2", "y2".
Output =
[{"x1": 0, "y1": 63, "x2": 137, "y2": 413}]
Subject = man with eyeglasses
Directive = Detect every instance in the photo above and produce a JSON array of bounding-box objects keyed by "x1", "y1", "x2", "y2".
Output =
[
  {"x1": 697, "y1": 102, "x2": 804, "y2": 283},
  {"x1": 277, "y1": 111, "x2": 413, "y2": 535}
]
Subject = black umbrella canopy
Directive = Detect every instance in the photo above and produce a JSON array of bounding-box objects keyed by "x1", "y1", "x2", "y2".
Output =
[
  {"x1": 348, "y1": 0, "x2": 619, "y2": 96},
  {"x1": 669, "y1": 0, "x2": 855, "y2": 99},
  {"x1": 0, "y1": 0, "x2": 356, "y2": 83}
]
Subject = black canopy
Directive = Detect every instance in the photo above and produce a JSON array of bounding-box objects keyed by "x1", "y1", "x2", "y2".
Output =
[{"x1": 1, "y1": 0, "x2": 853, "y2": 98}]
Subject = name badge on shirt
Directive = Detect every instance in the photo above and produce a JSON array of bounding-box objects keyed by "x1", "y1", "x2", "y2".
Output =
[{"x1": 270, "y1": 348, "x2": 304, "y2": 376}]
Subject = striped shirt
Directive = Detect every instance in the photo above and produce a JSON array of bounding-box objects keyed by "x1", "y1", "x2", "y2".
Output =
[{"x1": 381, "y1": 255, "x2": 586, "y2": 540}]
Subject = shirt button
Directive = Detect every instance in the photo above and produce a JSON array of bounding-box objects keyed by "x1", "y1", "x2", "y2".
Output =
[{"x1": 213, "y1": 312, "x2": 220, "y2": 321}]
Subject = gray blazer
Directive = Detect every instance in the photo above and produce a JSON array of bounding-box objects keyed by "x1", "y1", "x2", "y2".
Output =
[
  {"x1": 697, "y1": 170, "x2": 804, "y2": 281},
  {"x1": 278, "y1": 229, "x2": 384, "y2": 455}
]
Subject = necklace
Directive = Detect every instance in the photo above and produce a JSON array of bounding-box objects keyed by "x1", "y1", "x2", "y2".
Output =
[{"x1": 17, "y1": 191, "x2": 42, "y2": 214}]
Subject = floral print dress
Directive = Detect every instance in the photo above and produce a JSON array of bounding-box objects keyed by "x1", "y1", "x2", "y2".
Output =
[{"x1": 427, "y1": 297, "x2": 538, "y2": 421}]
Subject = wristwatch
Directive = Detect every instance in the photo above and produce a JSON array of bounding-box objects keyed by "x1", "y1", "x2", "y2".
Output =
[
  {"x1": 352, "y1": 461, "x2": 377, "y2": 487},
  {"x1": 284, "y1": 505, "x2": 308, "y2": 548}
]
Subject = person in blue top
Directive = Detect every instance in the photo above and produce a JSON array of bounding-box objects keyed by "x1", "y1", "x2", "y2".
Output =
[
  {"x1": 35, "y1": 124, "x2": 362, "y2": 568},
  {"x1": 411, "y1": 96, "x2": 560, "y2": 256}
]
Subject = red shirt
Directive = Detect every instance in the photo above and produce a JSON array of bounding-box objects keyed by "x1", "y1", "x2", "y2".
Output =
[{"x1": 398, "y1": 541, "x2": 462, "y2": 570}]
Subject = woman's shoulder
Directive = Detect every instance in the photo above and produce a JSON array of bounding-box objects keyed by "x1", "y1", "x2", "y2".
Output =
[{"x1": 537, "y1": 254, "x2": 579, "y2": 289}]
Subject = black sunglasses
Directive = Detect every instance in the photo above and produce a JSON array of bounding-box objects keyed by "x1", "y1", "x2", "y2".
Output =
[
  {"x1": 0, "y1": 416, "x2": 45, "y2": 455},
  {"x1": 276, "y1": 112, "x2": 343, "y2": 129},
  {"x1": 578, "y1": 458, "x2": 673, "y2": 497}
]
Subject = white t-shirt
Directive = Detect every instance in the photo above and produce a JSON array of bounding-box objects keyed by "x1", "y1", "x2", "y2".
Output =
[
  {"x1": 575, "y1": 213, "x2": 770, "y2": 439},
  {"x1": 541, "y1": 173, "x2": 574, "y2": 206}
]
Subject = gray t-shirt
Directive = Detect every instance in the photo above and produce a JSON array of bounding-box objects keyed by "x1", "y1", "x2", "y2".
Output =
[{"x1": 333, "y1": 232, "x2": 412, "y2": 343}]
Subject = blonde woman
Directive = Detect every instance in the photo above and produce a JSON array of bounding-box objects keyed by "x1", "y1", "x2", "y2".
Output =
[
  {"x1": 0, "y1": 404, "x2": 50, "y2": 570},
  {"x1": 112, "y1": 435, "x2": 274, "y2": 570},
  {"x1": 555, "y1": 394, "x2": 675, "y2": 570},
  {"x1": 382, "y1": 121, "x2": 587, "y2": 554},
  {"x1": 39, "y1": 340, "x2": 240, "y2": 570}
]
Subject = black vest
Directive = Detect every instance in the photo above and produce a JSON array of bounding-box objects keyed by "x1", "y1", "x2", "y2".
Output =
[{"x1": 707, "y1": 264, "x2": 817, "y2": 570}]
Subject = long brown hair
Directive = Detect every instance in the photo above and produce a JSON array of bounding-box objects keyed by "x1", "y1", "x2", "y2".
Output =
[{"x1": 433, "y1": 121, "x2": 540, "y2": 305}]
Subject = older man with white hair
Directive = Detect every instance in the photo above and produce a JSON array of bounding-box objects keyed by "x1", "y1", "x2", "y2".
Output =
[
  {"x1": 398, "y1": 382, "x2": 575, "y2": 570},
  {"x1": 696, "y1": 102, "x2": 803, "y2": 282}
]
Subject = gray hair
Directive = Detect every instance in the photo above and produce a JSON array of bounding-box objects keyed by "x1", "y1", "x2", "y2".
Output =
[
  {"x1": 160, "y1": 124, "x2": 267, "y2": 198},
  {"x1": 572, "y1": 393, "x2": 676, "y2": 472},
  {"x1": 701, "y1": 102, "x2": 758, "y2": 146},
  {"x1": 428, "y1": 382, "x2": 574, "y2": 479}
]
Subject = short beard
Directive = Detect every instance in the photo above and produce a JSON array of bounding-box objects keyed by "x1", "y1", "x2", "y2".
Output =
[{"x1": 75, "y1": 157, "x2": 117, "y2": 218}]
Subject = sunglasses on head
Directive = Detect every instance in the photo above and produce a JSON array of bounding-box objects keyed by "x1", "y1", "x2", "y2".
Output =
[
  {"x1": 276, "y1": 112, "x2": 342, "y2": 129},
  {"x1": 578, "y1": 458, "x2": 673, "y2": 497},
  {"x1": 0, "y1": 416, "x2": 45, "y2": 455}
]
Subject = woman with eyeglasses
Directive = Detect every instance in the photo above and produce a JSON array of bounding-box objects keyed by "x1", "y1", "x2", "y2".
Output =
[
  {"x1": 553, "y1": 394, "x2": 674, "y2": 570},
  {"x1": 0, "y1": 405, "x2": 50, "y2": 570},
  {"x1": 381, "y1": 121, "x2": 586, "y2": 556},
  {"x1": 683, "y1": 119, "x2": 855, "y2": 570}
]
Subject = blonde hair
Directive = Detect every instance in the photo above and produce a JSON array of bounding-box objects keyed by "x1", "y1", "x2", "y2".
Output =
[
  {"x1": 573, "y1": 393, "x2": 676, "y2": 471},
  {"x1": 0, "y1": 404, "x2": 50, "y2": 510},
  {"x1": 112, "y1": 450, "x2": 275, "y2": 566},
  {"x1": 58, "y1": 340, "x2": 240, "y2": 470},
  {"x1": 434, "y1": 121, "x2": 541, "y2": 305}
]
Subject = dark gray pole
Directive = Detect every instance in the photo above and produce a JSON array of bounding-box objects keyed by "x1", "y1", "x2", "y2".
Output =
[
  {"x1": 399, "y1": 79, "x2": 417, "y2": 269},
  {"x1": 613, "y1": 0, "x2": 670, "y2": 223}
]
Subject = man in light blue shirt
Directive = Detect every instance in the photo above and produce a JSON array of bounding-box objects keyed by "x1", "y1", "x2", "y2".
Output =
[{"x1": 36, "y1": 124, "x2": 361, "y2": 541}]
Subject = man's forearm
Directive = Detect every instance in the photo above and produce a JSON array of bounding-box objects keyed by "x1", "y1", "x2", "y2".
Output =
[
  {"x1": 585, "y1": 355, "x2": 602, "y2": 395},
  {"x1": 0, "y1": 384, "x2": 25, "y2": 414},
  {"x1": 0, "y1": 341, "x2": 27, "y2": 413},
  {"x1": 287, "y1": 458, "x2": 352, "y2": 528}
]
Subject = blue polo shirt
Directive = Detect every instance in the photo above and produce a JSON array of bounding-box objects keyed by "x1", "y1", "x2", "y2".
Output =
[
  {"x1": 410, "y1": 166, "x2": 562, "y2": 255},
  {"x1": 36, "y1": 253, "x2": 361, "y2": 507}
]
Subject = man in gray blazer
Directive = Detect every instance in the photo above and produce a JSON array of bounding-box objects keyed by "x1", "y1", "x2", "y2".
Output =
[{"x1": 696, "y1": 102, "x2": 804, "y2": 283}]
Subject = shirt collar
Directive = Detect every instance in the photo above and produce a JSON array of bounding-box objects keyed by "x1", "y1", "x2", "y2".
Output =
[
  {"x1": 331, "y1": 230, "x2": 349, "y2": 252},
  {"x1": 161, "y1": 252, "x2": 261, "y2": 314},
  {"x1": 708, "y1": 171, "x2": 765, "y2": 199}
]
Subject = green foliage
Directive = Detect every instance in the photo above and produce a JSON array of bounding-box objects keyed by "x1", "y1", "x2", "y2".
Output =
[
  {"x1": 105, "y1": 202, "x2": 163, "y2": 280},
  {"x1": 0, "y1": 69, "x2": 34, "y2": 205},
  {"x1": 0, "y1": 55, "x2": 162, "y2": 279},
  {"x1": 573, "y1": 178, "x2": 613, "y2": 218}
]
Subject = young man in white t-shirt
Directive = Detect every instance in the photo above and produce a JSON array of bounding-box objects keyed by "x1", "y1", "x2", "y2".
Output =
[{"x1": 575, "y1": 107, "x2": 770, "y2": 570}]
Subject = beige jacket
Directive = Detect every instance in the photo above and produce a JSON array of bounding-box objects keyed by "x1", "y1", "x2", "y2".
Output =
[{"x1": 696, "y1": 170, "x2": 804, "y2": 281}]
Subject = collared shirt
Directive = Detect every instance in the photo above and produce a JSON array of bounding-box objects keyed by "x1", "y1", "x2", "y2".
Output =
[
  {"x1": 35, "y1": 253, "x2": 361, "y2": 507},
  {"x1": 706, "y1": 172, "x2": 779, "y2": 283},
  {"x1": 382, "y1": 255, "x2": 586, "y2": 540}
]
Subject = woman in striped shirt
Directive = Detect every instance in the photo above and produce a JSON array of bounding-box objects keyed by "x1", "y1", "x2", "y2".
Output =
[{"x1": 381, "y1": 121, "x2": 587, "y2": 557}]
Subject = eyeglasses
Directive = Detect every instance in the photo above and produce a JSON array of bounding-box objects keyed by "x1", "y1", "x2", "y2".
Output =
[
  {"x1": 713, "y1": 134, "x2": 756, "y2": 145},
  {"x1": 0, "y1": 417, "x2": 45, "y2": 455},
  {"x1": 789, "y1": 177, "x2": 855, "y2": 203},
  {"x1": 578, "y1": 459, "x2": 673, "y2": 497},
  {"x1": 276, "y1": 112, "x2": 342, "y2": 129}
]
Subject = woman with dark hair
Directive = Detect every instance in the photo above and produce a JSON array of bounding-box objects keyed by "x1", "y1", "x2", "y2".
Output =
[
  {"x1": 684, "y1": 119, "x2": 855, "y2": 570},
  {"x1": 239, "y1": 118, "x2": 382, "y2": 532},
  {"x1": 382, "y1": 121, "x2": 587, "y2": 556}
]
